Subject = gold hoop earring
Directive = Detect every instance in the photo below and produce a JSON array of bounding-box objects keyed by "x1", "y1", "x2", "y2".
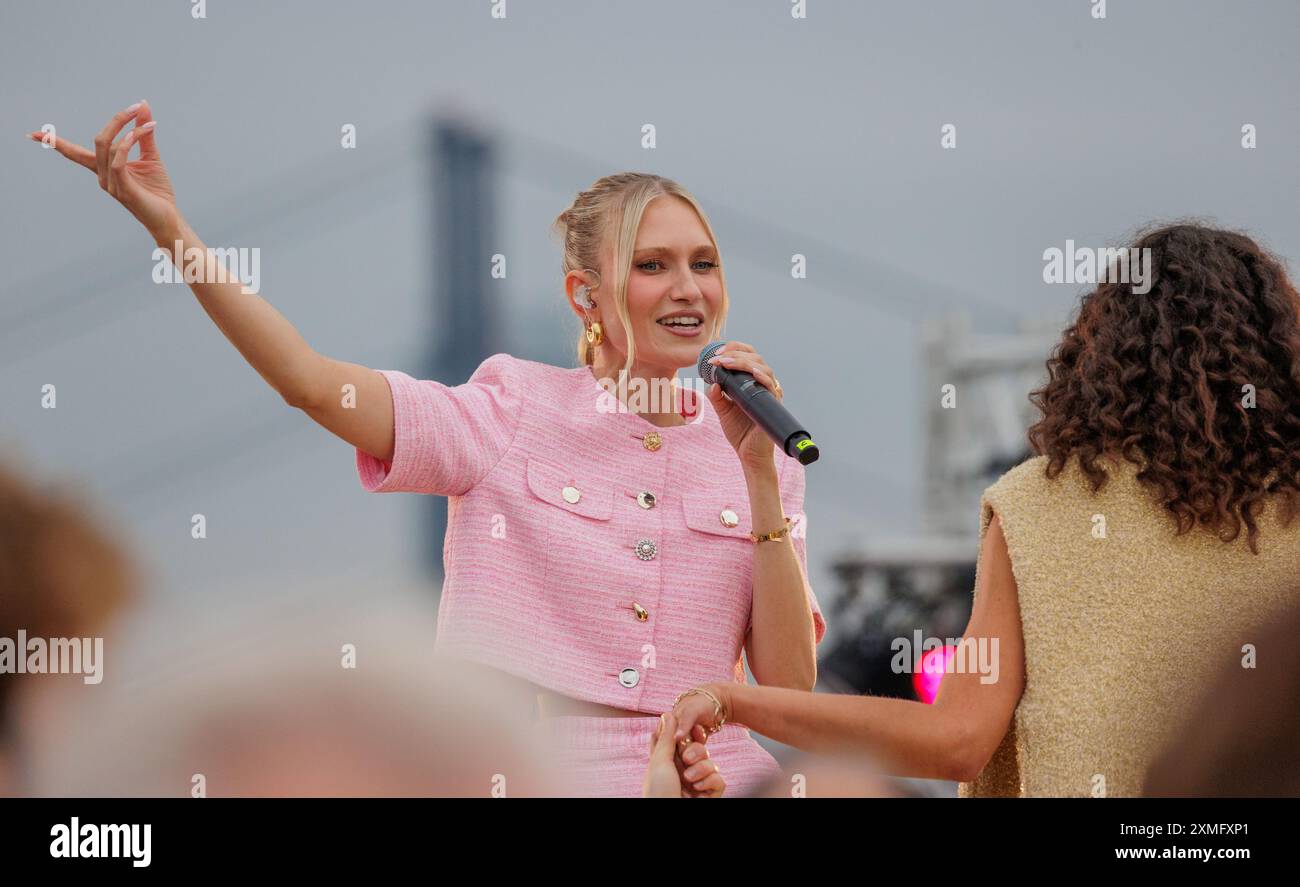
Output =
[{"x1": 585, "y1": 321, "x2": 604, "y2": 347}]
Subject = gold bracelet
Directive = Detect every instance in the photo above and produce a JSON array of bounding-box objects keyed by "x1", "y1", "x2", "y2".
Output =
[
  {"x1": 748, "y1": 516, "x2": 792, "y2": 544},
  {"x1": 672, "y1": 687, "x2": 727, "y2": 734}
]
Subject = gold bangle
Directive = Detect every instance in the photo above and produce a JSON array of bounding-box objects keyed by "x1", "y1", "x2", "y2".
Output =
[
  {"x1": 748, "y1": 516, "x2": 792, "y2": 544},
  {"x1": 672, "y1": 687, "x2": 727, "y2": 734}
]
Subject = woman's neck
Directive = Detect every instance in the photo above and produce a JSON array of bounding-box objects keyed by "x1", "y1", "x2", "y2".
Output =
[{"x1": 588, "y1": 354, "x2": 688, "y2": 428}]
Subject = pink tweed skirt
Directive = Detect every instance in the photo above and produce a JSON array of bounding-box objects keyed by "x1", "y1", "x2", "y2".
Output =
[{"x1": 531, "y1": 714, "x2": 783, "y2": 798}]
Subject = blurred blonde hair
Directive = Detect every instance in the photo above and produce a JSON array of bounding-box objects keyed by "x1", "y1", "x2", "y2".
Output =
[{"x1": 551, "y1": 173, "x2": 729, "y2": 377}]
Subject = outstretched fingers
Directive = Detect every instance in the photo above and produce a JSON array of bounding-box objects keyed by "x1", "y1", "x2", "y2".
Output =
[{"x1": 27, "y1": 129, "x2": 96, "y2": 172}]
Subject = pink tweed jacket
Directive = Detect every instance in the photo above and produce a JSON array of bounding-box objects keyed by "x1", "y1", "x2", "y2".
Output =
[{"x1": 355, "y1": 353, "x2": 825, "y2": 713}]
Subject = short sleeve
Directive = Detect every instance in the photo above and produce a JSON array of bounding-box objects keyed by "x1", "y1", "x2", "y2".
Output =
[
  {"x1": 780, "y1": 454, "x2": 827, "y2": 645},
  {"x1": 355, "y1": 352, "x2": 524, "y2": 497}
]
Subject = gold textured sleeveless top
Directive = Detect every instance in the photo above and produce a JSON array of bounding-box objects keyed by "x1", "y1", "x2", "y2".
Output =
[{"x1": 959, "y1": 454, "x2": 1300, "y2": 797}]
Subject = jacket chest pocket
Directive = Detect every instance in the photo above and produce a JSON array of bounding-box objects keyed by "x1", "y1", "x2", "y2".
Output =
[
  {"x1": 679, "y1": 488, "x2": 755, "y2": 639},
  {"x1": 525, "y1": 459, "x2": 616, "y2": 597},
  {"x1": 525, "y1": 458, "x2": 616, "y2": 521},
  {"x1": 680, "y1": 488, "x2": 753, "y2": 541}
]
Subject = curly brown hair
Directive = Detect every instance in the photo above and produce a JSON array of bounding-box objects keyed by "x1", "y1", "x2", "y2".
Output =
[{"x1": 1028, "y1": 222, "x2": 1300, "y2": 554}]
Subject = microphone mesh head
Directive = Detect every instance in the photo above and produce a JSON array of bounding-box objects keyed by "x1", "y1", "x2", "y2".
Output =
[{"x1": 697, "y1": 340, "x2": 726, "y2": 385}]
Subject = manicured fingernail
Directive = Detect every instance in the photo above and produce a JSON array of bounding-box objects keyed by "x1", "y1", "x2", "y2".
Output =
[
  {"x1": 125, "y1": 102, "x2": 142, "y2": 114},
  {"x1": 138, "y1": 121, "x2": 156, "y2": 131}
]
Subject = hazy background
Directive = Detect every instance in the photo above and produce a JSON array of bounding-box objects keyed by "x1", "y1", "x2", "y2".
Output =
[{"x1": 4, "y1": 0, "x2": 1298, "y2": 641}]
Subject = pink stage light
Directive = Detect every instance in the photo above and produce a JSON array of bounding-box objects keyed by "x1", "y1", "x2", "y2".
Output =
[{"x1": 913, "y1": 645, "x2": 957, "y2": 704}]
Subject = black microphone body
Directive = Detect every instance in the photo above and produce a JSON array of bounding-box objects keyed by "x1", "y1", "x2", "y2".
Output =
[{"x1": 697, "y1": 341, "x2": 820, "y2": 465}]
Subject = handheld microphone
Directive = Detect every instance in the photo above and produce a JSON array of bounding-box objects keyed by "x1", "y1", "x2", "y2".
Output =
[{"x1": 697, "y1": 341, "x2": 820, "y2": 465}]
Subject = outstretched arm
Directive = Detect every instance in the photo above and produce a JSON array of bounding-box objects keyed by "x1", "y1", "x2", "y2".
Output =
[
  {"x1": 29, "y1": 101, "x2": 397, "y2": 463},
  {"x1": 672, "y1": 512, "x2": 1026, "y2": 782}
]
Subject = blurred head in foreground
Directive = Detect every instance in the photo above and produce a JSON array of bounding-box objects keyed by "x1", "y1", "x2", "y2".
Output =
[
  {"x1": 749, "y1": 751, "x2": 906, "y2": 798},
  {"x1": 0, "y1": 460, "x2": 140, "y2": 796},
  {"x1": 1144, "y1": 597, "x2": 1300, "y2": 797},
  {"x1": 24, "y1": 604, "x2": 559, "y2": 797}
]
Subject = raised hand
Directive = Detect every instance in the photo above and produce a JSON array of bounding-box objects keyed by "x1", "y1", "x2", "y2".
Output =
[{"x1": 27, "y1": 100, "x2": 181, "y2": 239}]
